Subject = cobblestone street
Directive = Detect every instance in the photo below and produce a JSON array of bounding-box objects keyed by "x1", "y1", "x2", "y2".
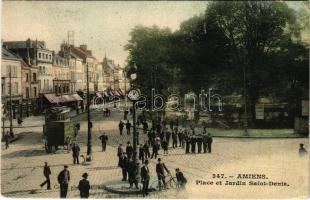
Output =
[{"x1": 1, "y1": 109, "x2": 309, "y2": 198}]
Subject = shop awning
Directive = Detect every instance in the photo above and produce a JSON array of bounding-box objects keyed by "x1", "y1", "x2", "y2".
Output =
[
  {"x1": 44, "y1": 94, "x2": 82, "y2": 104},
  {"x1": 72, "y1": 94, "x2": 83, "y2": 101}
]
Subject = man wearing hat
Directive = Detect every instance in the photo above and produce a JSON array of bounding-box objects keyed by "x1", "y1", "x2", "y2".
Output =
[
  {"x1": 299, "y1": 143, "x2": 308, "y2": 155},
  {"x1": 40, "y1": 162, "x2": 51, "y2": 190},
  {"x1": 57, "y1": 165, "x2": 70, "y2": 198},
  {"x1": 141, "y1": 160, "x2": 150, "y2": 196},
  {"x1": 78, "y1": 173, "x2": 90, "y2": 198},
  {"x1": 119, "y1": 152, "x2": 128, "y2": 181},
  {"x1": 156, "y1": 158, "x2": 170, "y2": 190}
]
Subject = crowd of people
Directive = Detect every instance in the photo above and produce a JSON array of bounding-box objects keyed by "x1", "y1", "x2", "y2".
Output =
[{"x1": 118, "y1": 117, "x2": 214, "y2": 157}]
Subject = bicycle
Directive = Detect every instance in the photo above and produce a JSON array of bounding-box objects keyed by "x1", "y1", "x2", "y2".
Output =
[{"x1": 149, "y1": 174, "x2": 178, "y2": 191}]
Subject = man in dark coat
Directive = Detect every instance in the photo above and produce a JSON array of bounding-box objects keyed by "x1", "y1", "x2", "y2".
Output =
[
  {"x1": 78, "y1": 173, "x2": 90, "y2": 198},
  {"x1": 117, "y1": 144, "x2": 124, "y2": 166},
  {"x1": 119, "y1": 121, "x2": 124, "y2": 135},
  {"x1": 197, "y1": 135, "x2": 203, "y2": 153},
  {"x1": 126, "y1": 120, "x2": 131, "y2": 135},
  {"x1": 143, "y1": 141, "x2": 150, "y2": 159},
  {"x1": 185, "y1": 135, "x2": 190, "y2": 154},
  {"x1": 119, "y1": 153, "x2": 128, "y2": 181},
  {"x1": 169, "y1": 120, "x2": 174, "y2": 131},
  {"x1": 202, "y1": 134, "x2": 208, "y2": 153},
  {"x1": 143, "y1": 121, "x2": 148, "y2": 134},
  {"x1": 128, "y1": 158, "x2": 139, "y2": 189},
  {"x1": 151, "y1": 142, "x2": 159, "y2": 159},
  {"x1": 126, "y1": 141, "x2": 133, "y2": 159},
  {"x1": 165, "y1": 131, "x2": 171, "y2": 147},
  {"x1": 57, "y1": 165, "x2": 70, "y2": 198},
  {"x1": 172, "y1": 131, "x2": 178, "y2": 148},
  {"x1": 207, "y1": 133, "x2": 213, "y2": 153},
  {"x1": 71, "y1": 143, "x2": 80, "y2": 164},
  {"x1": 139, "y1": 144, "x2": 145, "y2": 163},
  {"x1": 40, "y1": 162, "x2": 51, "y2": 189},
  {"x1": 141, "y1": 160, "x2": 150, "y2": 196},
  {"x1": 99, "y1": 133, "x2": 108, "y2": 152},
  {"x1": 190, "y1": 136, "x2": 196, "y2": 153},
  {"x1": 175, "y1": 168, "x2": 187, "y2": 188},
  {"x1": 156, "y1": 158, "x2": 170, "y2": 190},
  {"x1": 178, "y1": 131, "x2": 183, "y2": 147}
]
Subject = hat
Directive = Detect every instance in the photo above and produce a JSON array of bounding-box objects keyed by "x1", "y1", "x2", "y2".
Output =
[
  {"x1": 64, "y1": 165, "x2": 68, "y2": 168},
  {"x1": 82, "y1": 173, "x2": 88, "y2": 178},
  {"x1": 158, "y1": 158, "x2": 161, "y2": 162},
  {"x1": 144, "y1": 160, "x2": 149, "y2": 164}
]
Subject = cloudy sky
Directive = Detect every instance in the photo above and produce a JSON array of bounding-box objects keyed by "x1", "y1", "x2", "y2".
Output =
[{"x1": 2, "y1": 1, "x2": 208, "y2": 66}]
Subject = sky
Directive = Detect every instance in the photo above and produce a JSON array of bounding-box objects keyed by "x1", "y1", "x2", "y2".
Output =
[{"x1": 2, "y1": 1, "x2": 208, "y2": 66}]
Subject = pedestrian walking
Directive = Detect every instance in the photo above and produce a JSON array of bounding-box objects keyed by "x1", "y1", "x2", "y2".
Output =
[
  {"x1": 143, "y1": 141, "x2": 151, "y2": 159},
  {"x1": 141, "y1": 160, "x2": 150, "y2": 196},
  {"x1": 128, "y1": 158, "x2": 139, "y2": 189},
  {"x1": 126, "y1": 141, "x2": 133, "y2": 159},
  {"x1": 40, "y1": 162, "x2": 51, "y2": 190},
  {"x1": 143, "y1": 121, "x2": 148, "y2": 134},
  {"x1": 162, "y1": 138, "x2": 168, "y2": 155},
  {"x1": 119, "y1": 152, "x2": 128, "y2": 181},
  {"x1": 99, "y1": 133, "x2": 108, "y2": 152},
  {"x1": 57, "y1": 165, "x2": 70, "y2": 198},
  {"x1": 139, "y1": 144, "x2": 145, "y2": 163},
  {"x1": 117, "y1": 144, "x2": 124, "y2": 166},
  {"x1": 71, "y1": 143, "x2": 80, "y2": 164},
  {"x1": 151, "y1": 142, "x2": 159, "y2": 159},
  {"x1": 78, "y1": 173, "x2": 90, "y2": 198},
  {"x1": 118, "y1": 121, "x2": 124, "y2": 135},
  {"x1": 156, "y1": 158, "x2": 170, "y2": 190},
  {"x1": 126, "y1": 120, "x2": 131, "y2": 135},
  {"x1": 207, "y1": 133, "x2": 213, "y2": 153},
  {"x1": 124, "y1": 110, "x2": 129, "y2": 120}
]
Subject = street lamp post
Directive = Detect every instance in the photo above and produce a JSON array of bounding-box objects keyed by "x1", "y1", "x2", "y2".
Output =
[
  {"x1": 86, "y1": 64, "x2": 92, "y2": 161},
  {"x1": 9, "y1": 69, "x2": 14, "y2": 138},
  {"x1": 127, "y1": 72, "x2": 139, "y2": 160}
]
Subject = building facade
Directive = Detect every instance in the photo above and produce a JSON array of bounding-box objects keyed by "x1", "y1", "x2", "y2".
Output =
[{"x1": 1, "y1": 48, "x2": 23, "y2": 119}]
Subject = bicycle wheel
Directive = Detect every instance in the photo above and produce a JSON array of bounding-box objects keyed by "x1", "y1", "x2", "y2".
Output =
[
  {"x1": 149, "y1": 180, "x2": 159, "y2": 191},
  {"x1": 168, "y1": 177, "x2": 178, "y2": 189}
]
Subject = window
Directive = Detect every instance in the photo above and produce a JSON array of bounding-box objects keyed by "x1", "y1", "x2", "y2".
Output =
[
  {"x1": 54, "y1": 85, "x2": 58, "y2": 94},
  {"x1": 26, "y1": 87, "x2": 29, "y2": 98},
  {"x1": 33, "y1": 73, "x2": 37, "y2": 82},
  {"x1": 66, "y1": 85, "x2": 69, "y2": 93},
  {"x1": 13, "y1": 83, "x2": 18, "y2": 94},
  {"x1": 49, "y1": 55, "x2": 51, "y2": 60},
  {"x1": 43, "y1": 67, "x2": 46, "y2": 74},
  {"x1": 34, "y1": 87, "x2": 37, "y2": 97},
  {"x1": 39, "y1": 53, "x2": 41, "y2": 59},
  {"x1": 26, "y1": 73, "x2": 29, "y2": 82},
  {"x1": 6, "y1": 66, "x2": 17, "y2": 77},
  {"x1": 46, "y1": 54, "x2": 48, "y2": 59}
]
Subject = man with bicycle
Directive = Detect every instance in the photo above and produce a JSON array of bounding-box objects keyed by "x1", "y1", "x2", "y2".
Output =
[{"x1": 156, "y1": 158, "x2": 170, "y2": 190}]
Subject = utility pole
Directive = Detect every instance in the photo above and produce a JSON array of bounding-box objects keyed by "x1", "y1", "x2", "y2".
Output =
[
  {"x1": 9, "y1": 68, "x2": 14, "y2": 138},
  {"x1": 243, "y1": 63, "x2": 248, "y2": 135},
  {"x1": 86, "y1": 64, "x2": 92, "y2": 161}
]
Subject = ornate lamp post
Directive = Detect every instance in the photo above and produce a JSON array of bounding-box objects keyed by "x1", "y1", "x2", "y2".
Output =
[{"x1": 127, "y1": 72, "x2": 140, "y2": 159}]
